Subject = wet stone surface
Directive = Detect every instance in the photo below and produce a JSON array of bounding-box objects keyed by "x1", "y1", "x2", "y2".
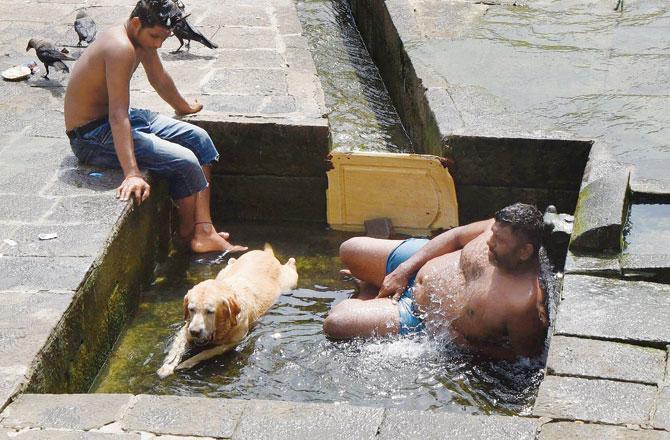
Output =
[
  {"x1": 546, "y1": 336, "x2": 666, "y2": 385},
  {"x1": 563, "y1": 251, "x2": 621, "y2": 276},
  {"x1": 555, "y1": 275, "x2": 670, "y2": 346},
  {"x1": 378, "y1": 410, "x2": 539, "y2": 440},
  {"x1": 533, "y1": 376, "x2": 656, "y2": 425},
  {"x1": 538, "y1": 421, "x2": 670, "y2": 440},
  {"x1": 0, "y1": 394, "x2": 133, "y2": 430},
  {"x1": 120, "y1": 395, "x2": 246, "y2": 438},
  {"x1": 2, "y1": 431, "x2": 141, "y2": 439}
]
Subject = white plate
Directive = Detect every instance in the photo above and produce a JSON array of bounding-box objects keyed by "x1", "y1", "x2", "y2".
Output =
[{"x1": 2, "y1": 65, "x2": 31, "y2": 81}]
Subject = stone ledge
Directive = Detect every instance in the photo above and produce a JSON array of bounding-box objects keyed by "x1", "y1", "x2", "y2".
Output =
[
  {"x1": 555, "y1": 275, "x2": 670, "y2": 346},
  {"x1": 533, "y1": 376, "x2": 656, "y2": 425},
  {"x1": 654, "y1": 385, "x2": 670, "y2": 430},
  {"x1": 119, "y1": 395, "x2": 246, "y2": 438},
  {"x1": 570, "y1": 168, "x2": 630, "y2": 253},
  {"x1": 0, "y1": 394, "x2": 133, "y2": 431},
  {"x1": 378, "y1": 410, "x2": 539, "y2": 440},
  {"x1": 546, "y1": 336, "x2": 666, "y2": 385},
  {"x1": 538, "y1": 421, "x2": 670, "y2": 440},
  {"x1": 233, "y1": 399, "x2": 384, "y2": 440}
]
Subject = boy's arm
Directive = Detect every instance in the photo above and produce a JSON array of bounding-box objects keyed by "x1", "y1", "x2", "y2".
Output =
[
  {"x1": 141, "y1": 49, "x2": 201, "y2": 115},
  {"x1": 377, "y1": 219, "x2": 494, "y2": 299},
  {"x1": 106, "y1": 43, "x2": 150, "y2": 204}
]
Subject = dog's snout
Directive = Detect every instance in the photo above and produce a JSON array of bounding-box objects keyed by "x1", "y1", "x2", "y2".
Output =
[{"x1": 189, "y1": 328, "x2": 203, "y2": 338}]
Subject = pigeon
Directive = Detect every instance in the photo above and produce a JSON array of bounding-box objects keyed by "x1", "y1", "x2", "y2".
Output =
[
  {"x1": 26, "y1": 39, "x2": 76, "y2": 79},
  {"x1": 74, "y1": 10, "x2": 97, "y2": 46},
  {"x1": 172, "y1": 16, "x2": 218, "y2": 53}
]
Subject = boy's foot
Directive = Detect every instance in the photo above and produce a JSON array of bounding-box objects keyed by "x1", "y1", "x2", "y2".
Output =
[
  {"x1": 339, "y1": 269, "x2": 378, "y2": 300},
  {"x1": 191, "y1": 222, "x2": 248, "y2": 254}
]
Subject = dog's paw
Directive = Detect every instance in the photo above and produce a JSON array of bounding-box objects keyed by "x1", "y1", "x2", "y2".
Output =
[{"x1": 157, "y1": 364, "x2": 175, "y2": 378}]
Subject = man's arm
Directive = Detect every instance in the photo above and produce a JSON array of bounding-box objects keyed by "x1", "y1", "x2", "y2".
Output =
[
  {"x1": 106, "y1": 43, "x2": 150, "y2": 204},
  {"x1": 141, "y1": 49, "x2": 201, "y2": 115},
  {"x1": 377, "y1": 219, "x2": 494, "y2": 299}
]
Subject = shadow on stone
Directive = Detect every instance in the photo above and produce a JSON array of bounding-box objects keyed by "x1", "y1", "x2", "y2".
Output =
[{"x1": 162, "y1": 51, "x2": 216, "y2": 61}]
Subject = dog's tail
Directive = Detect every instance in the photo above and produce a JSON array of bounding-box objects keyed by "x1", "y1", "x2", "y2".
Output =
[{"x1": 263, "y1": 242, "x2": 274, "y2": 255}]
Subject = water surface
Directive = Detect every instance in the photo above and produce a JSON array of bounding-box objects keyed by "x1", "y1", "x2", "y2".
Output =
[{"x1": 93, "y1": 223, "x2": 544, "y2": 415}]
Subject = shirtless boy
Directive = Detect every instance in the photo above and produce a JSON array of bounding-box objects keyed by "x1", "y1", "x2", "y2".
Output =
[
  {"x1": 324, "y1": 203, "x2": 549, "y2": 360},
  {"x1": 64, "y1": 0, "x2": 245, "y2": 253}
]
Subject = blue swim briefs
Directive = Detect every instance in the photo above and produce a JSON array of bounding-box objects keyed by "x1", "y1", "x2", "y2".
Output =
[{"x1": 385, "y1": 238, "x2": 430, "y2": 335}]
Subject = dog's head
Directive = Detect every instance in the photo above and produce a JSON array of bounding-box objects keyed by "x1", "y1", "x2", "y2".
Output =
[{"x1": 183, "y1": 279, "x2": 241, "y2": 346}]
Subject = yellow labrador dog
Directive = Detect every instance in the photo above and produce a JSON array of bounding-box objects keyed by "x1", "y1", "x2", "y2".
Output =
[{"x1": 158, "y1": 244, "x2": 298, "y2": 378}]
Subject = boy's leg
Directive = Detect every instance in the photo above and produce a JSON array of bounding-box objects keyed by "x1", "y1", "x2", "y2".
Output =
[{"x1": 137, "y1": 110, "x2": 245, "y2": 253}]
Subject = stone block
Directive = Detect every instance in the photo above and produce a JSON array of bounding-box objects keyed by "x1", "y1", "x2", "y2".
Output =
[
  {"x1": 456, "y1": 185, "x2": 578, "y2": 224},
  {"x1": 446, "y1": 135, "x2": 591, "y2": 190},
  {"x1": 570, "y1": 169, "x2": 630, "y2": 252},
  {"x1": 555, "y1": 275, "x2": 670, "y2": 345},
  {"x1": 0, "y1": 291, "x2": 74, "y2": 368},
  {"x1": 0, "y1": 394, "x2": 132, "y2": 430},
  {"x1": 119, "y1": 395, "x2": 246, "y2": 438},
  {"x1": 654, "y1": 385, "x2": 670, "y2": 430},
  {"x1": 203, "y1": 68, "x2": 288, "y2": 96},
  {"x1": 378, "y1": 410, "x2": 539, "y2": 440},
  {"x1": 563, "y1": 251, "x2": 620, "y2": 276},
  {"x1": 546, "y1": 336, "x2": 666, "y2": 384},
  {"x1": 192, "y1": 118, "x2": 330, "y2": 177},
  {"x1": 0, "y1": 196, "x2": 57, "y2": 223},
  {"x1": 538, "y1": 421, "x2": 670, "y2": 440},
  {"x1": 211, "y1": 175, "x2": 326, "y2": 222},
  {"x1": 213, "y1": 27, "x2": 277, "y2": 50},
  {"x1": 533, "y1": 376, "x2": 656, "y2": 424},
  {"x1": 43, "y1": 167, "x2": 122, "y2": 197},
  {"x1": 8, "y1": 431, "x2": 140, "y2": 439},
  {"x1": 45, "y1": 196, "x2": 128, "y2": 225},
  {"x1": 0, "y1": 370, "x2": 24, "y2": 412},
  {"x1": 0, "y1": 224, "x2": 109, "y2": 258},
  {"x1": 212, "y1": 49, "x2": 284, "y2": 69},
  {"x1": 233, "y1": 399, "x2": 383, "y2": 440},
  {"x1": 0, "y1": 256, "x2": 93, "y2": 291},
  {"x1": 621, "y1": 254, "x2": 670, "y2": 281}
]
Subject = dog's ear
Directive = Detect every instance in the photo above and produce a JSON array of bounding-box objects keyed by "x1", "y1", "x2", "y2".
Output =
[
  {"x1": 225, "y1": 296, "x2": 241, "y2": 327},
  {"x1": 183, "y1": 295, "x2": 189, "y2": 321}
]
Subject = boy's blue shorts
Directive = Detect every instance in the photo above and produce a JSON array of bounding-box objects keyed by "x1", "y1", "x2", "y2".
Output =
[{"x1": 385, "y1": 238, "x2": 430, "y2": 335}]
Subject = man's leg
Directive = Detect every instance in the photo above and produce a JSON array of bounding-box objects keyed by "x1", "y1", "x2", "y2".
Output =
[
  {"x1": 339, "y1": 237, "x2": 403, "y2": 287},
  {"x1": 323, "y1": 297, "x2": 400, "y2": 339}
]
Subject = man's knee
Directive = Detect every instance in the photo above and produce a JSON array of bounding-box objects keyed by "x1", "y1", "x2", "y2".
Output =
[
  {"x1": 339, "y1": 237, "x2": 366, "y2": 267},
  {"x1": 323, "y1": 304, "x2": 353, "y2": 339}
]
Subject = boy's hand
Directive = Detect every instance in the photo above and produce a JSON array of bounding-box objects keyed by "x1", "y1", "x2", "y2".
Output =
[
  {"x1": 176, "y1": 99, "x2": 203, "y2": 116},
  {"x1": 117, "y1": 175, "x2": 151, "y2": 205}
]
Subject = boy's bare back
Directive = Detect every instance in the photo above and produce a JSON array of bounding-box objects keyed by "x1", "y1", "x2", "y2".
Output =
[{"x1": 64, "y1": 25, "x2": 140, "y2": 131}]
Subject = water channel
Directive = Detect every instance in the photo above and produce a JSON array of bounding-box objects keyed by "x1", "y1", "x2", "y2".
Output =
[{"x1": 91, "y1": 0, "x2": 545, "y2": 415}]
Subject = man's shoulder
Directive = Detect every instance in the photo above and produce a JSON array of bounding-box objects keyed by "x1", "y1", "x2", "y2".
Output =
[{"x1": 98, "y1": 26, "x2": 136, "y2": 58}]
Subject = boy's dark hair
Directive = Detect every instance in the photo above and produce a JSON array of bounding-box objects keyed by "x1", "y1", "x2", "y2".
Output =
[
  {"x1": 494, "y1": 203, "x2": 543, "y2": 257},
  {"x1": 130, "y1": 0, "x2": 183, "y2": 28}
]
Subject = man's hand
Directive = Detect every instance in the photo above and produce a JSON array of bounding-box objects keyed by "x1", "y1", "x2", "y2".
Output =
[
  {"x1": 176, "y1": 100, "x2": 203, "y2": 116},
  {"x1": 377, "y1": 267, "x2": 411, "y2": 301},
  {"x1": 116, "y1": 175, "x2": 150, "y2": 205}
]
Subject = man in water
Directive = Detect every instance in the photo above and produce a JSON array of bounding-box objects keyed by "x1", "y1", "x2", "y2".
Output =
[
  {"x1": 64, "y1": 0, "x2": 245, "y2": 254},
  {"x1": 324, "y1": 203, "x2": 549, "y2": 360}
]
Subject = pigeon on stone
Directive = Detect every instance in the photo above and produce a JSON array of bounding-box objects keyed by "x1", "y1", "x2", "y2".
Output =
[
  {"x1": 74, "y1": 10, "x2": 97, "y2": 46},
  {"x1": 26, "y1": 39, "x2": 76, "y2": 79},
  {"x1": 172, "y1": 16, "x2": 218, "y2": 53}
]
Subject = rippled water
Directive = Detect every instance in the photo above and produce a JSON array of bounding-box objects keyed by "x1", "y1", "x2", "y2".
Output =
[
  {"x1": 92, "y1": 223, "x2": 544, "y2": 415},
  {"x1": 296, "y1": 0, "x2": 413, "y2": 153}
]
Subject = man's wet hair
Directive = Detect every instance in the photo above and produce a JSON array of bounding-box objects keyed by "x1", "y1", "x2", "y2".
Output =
[
  {"x1": 494, "y1": 203, "x2": 543, "y2": 257},
  {"x1": 130, "y1": 0, "x2": 183, "y2": 29}
]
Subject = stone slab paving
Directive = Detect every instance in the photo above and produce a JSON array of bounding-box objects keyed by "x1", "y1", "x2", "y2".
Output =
[
  {"x1": 555, "y1": 274, "x2": 670, "y2": 346},
  {"x1": 547, "y1": 335, "x2": 666, "y2": 385},
  {"x1": 538, "y1": 421, "x2": 670, "y2": 440},
  {"x1": 533, "y1": 376, "x2": 657, "y2": 425},
  {"x1": 374, "y1": 0, "x2": 670, "y2": 187}
]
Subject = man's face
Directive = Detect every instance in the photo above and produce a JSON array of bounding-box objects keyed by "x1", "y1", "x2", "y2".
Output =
[
  {"x1": 487, "y1": 222, "x2": 528, "y2": 270},
  {"x1": 136, "y1": 24, "x2": 171, "y2": 49}
]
